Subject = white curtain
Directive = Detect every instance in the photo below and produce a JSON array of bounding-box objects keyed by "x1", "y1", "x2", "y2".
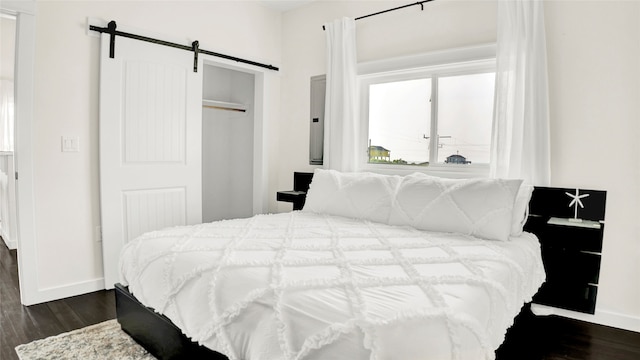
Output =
[
  {"x1": 0, "y1": 80, "x2": 14, "y2": 152},
  {"x1": 323, "y1": 17, "x2": 359, "y2": 172},
  {"x1": 490, "y1": 0, "x2": 550, "y2": 185}
]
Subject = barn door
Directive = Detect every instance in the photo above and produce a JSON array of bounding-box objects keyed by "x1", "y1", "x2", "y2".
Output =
[{"x1": 99, "y1": 32, "x2": 203, "y2": 288}]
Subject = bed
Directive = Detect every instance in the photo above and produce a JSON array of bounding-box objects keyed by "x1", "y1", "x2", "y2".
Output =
[{"x1": 117, "y1": 169, "x2": 545, "y2": 360}]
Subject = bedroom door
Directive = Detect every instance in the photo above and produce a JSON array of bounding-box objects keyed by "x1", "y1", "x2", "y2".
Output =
[{"x1": 99, "y1": 32, "x2": 203, "y2": 288}]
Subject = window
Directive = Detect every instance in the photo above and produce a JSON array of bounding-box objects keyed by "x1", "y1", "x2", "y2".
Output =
[{"x1": 360, "y1": 50, "x2": 496, "y2": 175}]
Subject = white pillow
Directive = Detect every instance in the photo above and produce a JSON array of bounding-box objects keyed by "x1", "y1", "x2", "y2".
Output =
[
  {"x1": 511, "y1": 184, "x2": 533, "y2": 236},
  {"x1": 388, "y1": 173, "x2": 523, "y2": 241},
  {"x1": 302, "y1": 169, "x2": 401, "y2": 224}
]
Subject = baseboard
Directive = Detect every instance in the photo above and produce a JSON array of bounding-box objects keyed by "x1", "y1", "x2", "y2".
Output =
[
  {"x1": 531, "y1": 303, "x2": 640, "y2": 333},
  {"x1": 21, "y1": 278, "x2": 105, "y2": 306},
  {"x1": 1, "y1": 235, "x2": 16, "y2": 250}
]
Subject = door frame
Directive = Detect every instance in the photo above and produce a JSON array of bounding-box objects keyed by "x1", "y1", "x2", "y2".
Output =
[
  {"x1": 200, "y1": 58, "x2": 271, "y2": 217},
  {"x1": 1, "y1": 1, "x2": 39, "y2": 305}
]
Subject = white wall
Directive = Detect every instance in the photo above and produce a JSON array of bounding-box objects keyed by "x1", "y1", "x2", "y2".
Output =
[
  {"x1": 544, "y1": 0, "x2": 640, "y2": 330},
  {"x1": 275, "y1": 0, "x2": 497, "y2": 211},
  {"x1": 278, "y1": 0, "x2": 640, "y2": 330},
  {"x1": 27, "y1": 0, "x2": 281, "y2": 302}
]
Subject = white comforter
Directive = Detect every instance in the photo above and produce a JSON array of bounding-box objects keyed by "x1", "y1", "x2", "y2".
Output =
[{"x1": 120, "y1": 212, "x2": 545, "y2": 360}]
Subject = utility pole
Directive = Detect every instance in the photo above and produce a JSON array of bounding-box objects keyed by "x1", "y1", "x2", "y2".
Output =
[{"x1": 423, "y1": 134, "x2": 451, "y2": 149}]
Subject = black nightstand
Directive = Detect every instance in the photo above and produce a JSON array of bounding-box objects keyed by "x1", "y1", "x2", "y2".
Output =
[
  {"x1": 525, "y1": 187, "x2": 606, "y2": 314},
  {"x1": 276, "y1": 191, "x2": 307, "y2": 210},
  {"x1": 277, "y1": 172, "x2": 314, "y2": 210}
]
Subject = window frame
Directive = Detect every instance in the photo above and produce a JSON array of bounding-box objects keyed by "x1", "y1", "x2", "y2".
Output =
[{"x1": 357, "y1": 44, "x2": 496, "y2": 178}]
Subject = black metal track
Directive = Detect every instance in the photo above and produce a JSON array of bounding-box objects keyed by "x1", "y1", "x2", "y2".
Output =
[
  {"x1": 89, "y1": 21, "x2": 278, "y2": 72},
  {"x1": 323, "y1": 0, "x2": 434, "y2": 30},
  {"x1": 356, "y1": 0, "x2": 433, "y2": 21}
]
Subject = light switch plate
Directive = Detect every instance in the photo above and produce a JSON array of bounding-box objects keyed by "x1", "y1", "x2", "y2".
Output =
[{"x1": 62, "y1": 136, "x2": 80, "y2": 152}]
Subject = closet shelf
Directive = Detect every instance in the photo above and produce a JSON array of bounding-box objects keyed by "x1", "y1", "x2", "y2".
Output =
[{"x1": 202, "y1": 99, "x2": 247, "y2": 112}]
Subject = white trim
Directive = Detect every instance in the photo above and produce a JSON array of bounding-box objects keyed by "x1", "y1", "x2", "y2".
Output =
[
  {"x1": 3, "y1": 3, "x2": 39, "y2": 305},
  {"x1": 531, "y1": 303, "x2": 640, "y2": 333},
  {"x1": 2, "y1": 237, "x2": 17, "y2": 250},
  {"x1": 357, "y1": 45, "x2": 496, "y2": 178},
  {"x1": 358, "y1": 43, "x2": 496, "y2": 76},
  {"x1": 29, "y1": 278, "x2": 106, "y2": 304},
  {"x1": 358, "y1": 163, "x2": 490, "y2": 179},
  {"x1": 253, "y1": 72, "x2": 270, "y2": 215},
  {"x1": 0, "y1": 1, "x2": 35, "y2": 15}
]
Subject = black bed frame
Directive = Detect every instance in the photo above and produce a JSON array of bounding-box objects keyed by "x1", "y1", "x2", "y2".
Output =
[
  {"x1": 115, "y1": 172, "x2": 607, "y2": 359},
  {"x1": 114, "y1": 173, "x2": 319, "y2": 359},
  {"x1": 115, "y1": 284, "x2": 228, "y2": 360}
]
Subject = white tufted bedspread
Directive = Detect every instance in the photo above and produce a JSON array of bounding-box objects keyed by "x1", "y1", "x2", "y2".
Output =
[{"x1": 120, "y1": 212, "x2": 545, "y2": 360}]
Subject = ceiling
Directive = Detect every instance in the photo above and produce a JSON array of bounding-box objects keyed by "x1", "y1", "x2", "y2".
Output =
[{"x1": 259, "y1": 0, "x2": 317, "y2": 13}]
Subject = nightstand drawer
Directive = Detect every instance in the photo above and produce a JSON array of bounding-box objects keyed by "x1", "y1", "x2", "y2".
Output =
[
  {"x1": 542, "y1": 224, "x2": 603, "y2": 252},
  {"x1": 541, "y1": 247, "x2": 601, "y2": 285},
  {"x1": 534, "y1": 281, "x2": 598, "y2": 314},
  {"x1": 525, "y1": 217, "x2": 603, "y2": 252}
]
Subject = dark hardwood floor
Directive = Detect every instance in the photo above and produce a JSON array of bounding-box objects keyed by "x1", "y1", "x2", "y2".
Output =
[
  {"x1": 496, "y1": 305, "x2": 640, "y2": 360},
  {"x1": 0, "y1": 241, "x2": 115, "y2": 360},
  {"x1": 1, "y1": 240, "x2": 639, "y2": 360}
]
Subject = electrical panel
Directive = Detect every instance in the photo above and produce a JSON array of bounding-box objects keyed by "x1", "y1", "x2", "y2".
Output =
[{"x1": 309, "y1": 75, "x2": 326, "y2": 165}]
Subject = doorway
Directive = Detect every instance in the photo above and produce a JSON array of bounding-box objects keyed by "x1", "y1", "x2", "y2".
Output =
[
  {"x1": 202, "y1": 65, "x2": 255, "y2": 222},
  {"x1": 0, "y1": 12, "x2": 17, "y2": 250},
  {"x1": 0, "y1": 1, "x2": 39, "y2": 305}
]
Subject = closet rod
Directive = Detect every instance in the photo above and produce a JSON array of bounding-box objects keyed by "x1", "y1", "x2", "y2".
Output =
[
  {"x1": 89, "y1": 21, "x2": 279, "y2": 72},
  {"x1": 203, "y1": 105, "x2": 246, "y2": 113},
  {"x1": 322, "y1": 0, "x2": 434, "y2": 30}
]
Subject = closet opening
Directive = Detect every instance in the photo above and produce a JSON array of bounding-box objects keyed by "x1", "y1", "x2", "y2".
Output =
[{"x1": 202, "y1": 64, "x2": 255, "y2": 222}]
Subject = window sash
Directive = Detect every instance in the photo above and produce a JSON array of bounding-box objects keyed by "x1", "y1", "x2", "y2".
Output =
[{"x1": 359, "y1": 58, "x2": 495, "y2": 176}]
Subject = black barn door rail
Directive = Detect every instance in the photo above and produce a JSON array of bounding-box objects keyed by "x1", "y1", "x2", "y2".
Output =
[
  {"x1": 321, "y1": 0, "x2": 434, "y2": 30},
  {"x1": 89, "y1": 21, "x2": 279, "y2": 72}
]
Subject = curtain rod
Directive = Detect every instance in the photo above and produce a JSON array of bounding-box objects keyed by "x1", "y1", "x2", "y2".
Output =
[
  {"x1": 322, "y1": 0, "x2": 434, "y2": 30},
  {"x1": 89, "y1": 21, "x2": 279, "y2": 72}
]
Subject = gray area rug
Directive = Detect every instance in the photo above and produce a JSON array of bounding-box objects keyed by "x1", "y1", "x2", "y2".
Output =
[{"x1": 15, "y1": 319, "x2": 156, "y2": 360}]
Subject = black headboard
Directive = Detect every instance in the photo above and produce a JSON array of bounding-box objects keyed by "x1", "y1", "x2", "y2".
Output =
[
  {"x1": 527, "y1": 186, "x2": 606, "y2": 222},
  {"x1": 524, "y1": 186, "x2": 606, "y2": 314},
  {"x1": 293, "y1": 172, "x2": 314, "y2": 193},
  {"x1": 293, "y1": 172, "x2": 609, "y2": 223}
]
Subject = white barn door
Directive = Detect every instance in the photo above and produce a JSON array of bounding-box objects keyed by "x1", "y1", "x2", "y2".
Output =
[{"x1": 99, "y1": 33, "x2": 203, "y2": 288}]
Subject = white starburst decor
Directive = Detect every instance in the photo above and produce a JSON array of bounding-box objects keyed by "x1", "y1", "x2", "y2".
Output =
[
  {"x1": 565, "y1": 188, "x2": 589, "y2": 222},
  {"x1": 547, "y1": 188, "x2": 602, "y2": 229}
]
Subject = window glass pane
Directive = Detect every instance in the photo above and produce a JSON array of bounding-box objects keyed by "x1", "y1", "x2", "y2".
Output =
[
  {"x1": 368, "y1": 78, "x2": 431, "y2": 165},
  {"x1": 437, "y1": 72, "x2": 495, "y2": 164}
]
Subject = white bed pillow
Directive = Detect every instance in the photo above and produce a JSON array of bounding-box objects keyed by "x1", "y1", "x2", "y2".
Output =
[
  {"x1": 511, "y1": 184, "x2": 534, "y2": 236},
  {"x1": 388, "y1": 173, "x2": 523, "y2": 241},
  {"x1": 302, "y1": 169, "x2": 401, "y2": 224}
]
